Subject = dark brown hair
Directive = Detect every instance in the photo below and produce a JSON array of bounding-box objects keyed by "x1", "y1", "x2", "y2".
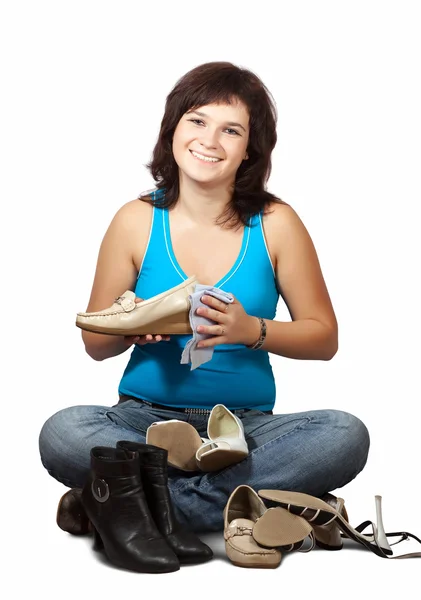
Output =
[{"x1": 143, "y1": 61, "x2": 282, "y2": 228}]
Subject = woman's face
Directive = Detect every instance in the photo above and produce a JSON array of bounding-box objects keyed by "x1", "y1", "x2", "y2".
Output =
[{"x1": 172, "y1": 99, "x2": 250, "y2": 187}]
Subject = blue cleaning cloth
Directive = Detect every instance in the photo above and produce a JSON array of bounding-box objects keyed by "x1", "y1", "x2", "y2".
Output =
[{"x1": 180, "y1": 284, "x2": 234, "y2": 370}]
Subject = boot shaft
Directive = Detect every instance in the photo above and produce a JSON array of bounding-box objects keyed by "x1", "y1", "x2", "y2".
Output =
[
  {"x1": 82, "y1": 446, "x2": 160, "y2": 538},
  {"x1": 80, "y1": 446, "x2": 179, "y2": 573},
  {"x1": 117, "y1": 441, "x2": 177, "y2": 535},
  {"x1": 116, "y1": 441, "x2": 213, "y2": 564}
]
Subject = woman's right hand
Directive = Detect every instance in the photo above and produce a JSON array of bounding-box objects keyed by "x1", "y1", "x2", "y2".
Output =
[{"x1": 123, "y1": 297, "x2": 171, "y2": 346}]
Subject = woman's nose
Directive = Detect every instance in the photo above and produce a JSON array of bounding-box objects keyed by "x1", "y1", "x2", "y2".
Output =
[{"x1": 198, "y1": 129, "x2": 218, "y2": 149}]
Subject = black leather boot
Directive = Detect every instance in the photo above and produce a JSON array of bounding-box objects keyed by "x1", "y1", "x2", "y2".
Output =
[
  {"x1": 81, "y1": 446, "x2": 179, "y2": 573},
  {"x1": 117, "y1": 441, "x2": 213, "y2": 565},
  {"x1": 57, "y1": 488, "x2": 90, "y2": 535}
]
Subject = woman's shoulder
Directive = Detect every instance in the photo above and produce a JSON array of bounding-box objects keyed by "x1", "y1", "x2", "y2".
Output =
[
  {"x1": 262, "y1": 198, "x2": 313, "y2": 253},
  {"x1": 112, "y1": 194, "x2": 154, "y2": 222},
  {"x1": 103, "y1": 197, "x2": 154, "y2": 254},
  {"x1": 263, "y1": 198, "x2": 300, "y2": 227}
]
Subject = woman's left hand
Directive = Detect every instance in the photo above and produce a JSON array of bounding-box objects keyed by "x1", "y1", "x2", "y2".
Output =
[{"x1": 195, "y1": 294, "x2": 260, "y2": 348}]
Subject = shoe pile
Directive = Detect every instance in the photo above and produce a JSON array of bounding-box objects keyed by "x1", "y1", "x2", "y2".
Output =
[{"x1": 223, "y1": 485, "x2": 421, "y2": 568}]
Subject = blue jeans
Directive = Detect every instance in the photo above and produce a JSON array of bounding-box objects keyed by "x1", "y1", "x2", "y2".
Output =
[{"x1": 39, "y1": 399, "x2": 370, "y2": 533}]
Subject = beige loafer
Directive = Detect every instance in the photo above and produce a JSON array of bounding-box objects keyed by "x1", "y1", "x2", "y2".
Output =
[
  {"x1": 75, "y1": 275, "x2": 198, "y2": 336},
  {"x1": 224, "y1": 485, "x2": 282, "y2": 569}
]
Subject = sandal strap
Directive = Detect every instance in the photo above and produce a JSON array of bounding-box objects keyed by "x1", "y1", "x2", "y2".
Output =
[{"x1": 353, "y1": 520, "x2": 421, "y2": 559}]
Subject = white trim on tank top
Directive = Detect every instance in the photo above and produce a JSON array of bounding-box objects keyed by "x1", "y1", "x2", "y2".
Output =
[
  {"x1": 162, "y1": 208, "x2": 251, "y2": 289},
  {"x1": 258, "y1": 213, "x2": 276, "y2": 278},
  {"x1": 137, "y1": 202, "x2": 155, "y2": 280}
]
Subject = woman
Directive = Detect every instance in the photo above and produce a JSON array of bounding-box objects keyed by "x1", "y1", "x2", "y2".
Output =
[{"x1": 39, "y1": 61, "x2": 370, "y2": 534}]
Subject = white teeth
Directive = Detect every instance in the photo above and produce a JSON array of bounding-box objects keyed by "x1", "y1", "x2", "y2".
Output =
[{"x1": 191, "y1": 151, "x2": 221, "y2": 163}]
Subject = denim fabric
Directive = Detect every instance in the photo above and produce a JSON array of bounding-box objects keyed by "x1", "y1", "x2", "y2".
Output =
[{"x1": 39, "y1": 400, "x2": 370, "y2": 533}]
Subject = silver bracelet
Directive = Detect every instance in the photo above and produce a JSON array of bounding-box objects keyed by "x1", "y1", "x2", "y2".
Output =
[{"x1": 247, "y1": 318, "x2": 267, "y2": 350}]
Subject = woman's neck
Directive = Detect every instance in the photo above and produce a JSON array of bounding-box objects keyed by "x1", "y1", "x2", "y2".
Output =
[{"x1": 175, "y1": 174, "x2": 233, "y2": 226}]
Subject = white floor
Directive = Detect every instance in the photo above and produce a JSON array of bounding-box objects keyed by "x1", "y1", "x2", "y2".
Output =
[{"x1": 4, "y1": 2, "x2": 421, "y2": 598}]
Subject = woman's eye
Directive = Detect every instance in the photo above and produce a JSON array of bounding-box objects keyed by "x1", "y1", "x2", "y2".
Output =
[{"x1": 187, "y1": 119, "x2": 240, "y2": 136}]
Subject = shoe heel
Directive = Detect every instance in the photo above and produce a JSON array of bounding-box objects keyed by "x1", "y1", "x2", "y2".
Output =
[
  {"x1": 93, "y1": 527, "x2": 104, "y2": 550},
  {"x1": 374, "y1": 495, "x2": 392, "y2": 553}
]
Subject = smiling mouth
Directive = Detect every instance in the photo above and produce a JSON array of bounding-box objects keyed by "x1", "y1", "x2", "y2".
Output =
[{"x1": 190, "y1": 150, "x2": 223, "y2": 163}]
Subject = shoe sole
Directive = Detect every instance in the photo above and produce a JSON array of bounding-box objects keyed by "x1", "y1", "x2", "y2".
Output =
[
  {"x1": 76, "y1": 312, "x2": 192, "y2": 336},
  {"x1": 253, "y1": 507, "x2": 313, "y2": 548},
  {"x1": 147, "y1": 421, "x2": 202, "y2": 471}
]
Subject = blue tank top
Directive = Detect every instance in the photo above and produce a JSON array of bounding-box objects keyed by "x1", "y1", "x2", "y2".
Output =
[{"x1": 118, "y1": 190, "x2": 279, "y2": 411}]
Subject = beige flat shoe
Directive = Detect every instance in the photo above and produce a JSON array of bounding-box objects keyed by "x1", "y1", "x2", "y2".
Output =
[
  {"x1": 224, "y1": 485, "x2": 314, "y2": 568},
  {"x1": 75, "y1": 275, "x2": 197, "y2": 335},
  {"x1": 196, "y1": 404, "x2": 248, "y2": 472},
  {"x1": 224, "y1": 485, "x2": 282, "y2": 569},
  {"x1": 146, "y1": 420, "x2": 206, "y2": 471}
]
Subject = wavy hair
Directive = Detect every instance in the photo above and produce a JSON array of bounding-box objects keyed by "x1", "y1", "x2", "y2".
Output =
[{"x1": 143, "y1": 61, "x2": 282, "y2": 228}]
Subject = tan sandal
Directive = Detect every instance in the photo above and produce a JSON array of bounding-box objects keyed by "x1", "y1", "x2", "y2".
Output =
[{"x1": 258, "y1": 489, "x2": 421, "y2": 559}]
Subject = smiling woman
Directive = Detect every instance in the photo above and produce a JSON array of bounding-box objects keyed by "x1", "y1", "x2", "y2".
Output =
[
  {"x1": 173, "y1": 102, "x2": 250, "y2": 187},
  {"x1": 145, "y1": 61, "x2": 279, "y2": 227},
  {"x1": 39, "y1": 61, "x2": 370, "y2": 569}
]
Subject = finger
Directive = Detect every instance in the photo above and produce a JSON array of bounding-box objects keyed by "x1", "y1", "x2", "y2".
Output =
[
  {"x1": 197, "y1": 324, "x2": 226, "y2": 336},
  {"x1": 149, "y1": 334, "x2": 170, "y2": 343},
  {"x1": 196, "y1": 306, "x2": 226, "y2": 323},
  {"x1": 201, "y1": 295, "x2": 230, "y2": 313},
  {"x1": 134, "y1": 297, "x2": 144, "y2": 304},
  {"x1": 197, "y1": 336, "x2": 224, "y2": 349}
]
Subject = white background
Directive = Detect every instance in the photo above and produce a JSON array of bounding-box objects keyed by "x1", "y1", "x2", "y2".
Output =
[{"x1": 1, "y1": 0, "x2": 420, "y2": 597}]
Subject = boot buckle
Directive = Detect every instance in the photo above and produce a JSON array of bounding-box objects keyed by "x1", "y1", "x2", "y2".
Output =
[{"x1": 91, "y1": 478, "x2": 110, "y2": 503}]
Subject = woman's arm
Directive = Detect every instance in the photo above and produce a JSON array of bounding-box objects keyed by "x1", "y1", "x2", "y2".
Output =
[
  {"x1": 261, "y1": 202, "x2": 338, "y2": 360},
  {"x1": 81, "y1": 199, "x2": 152, "y2": 361}
]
